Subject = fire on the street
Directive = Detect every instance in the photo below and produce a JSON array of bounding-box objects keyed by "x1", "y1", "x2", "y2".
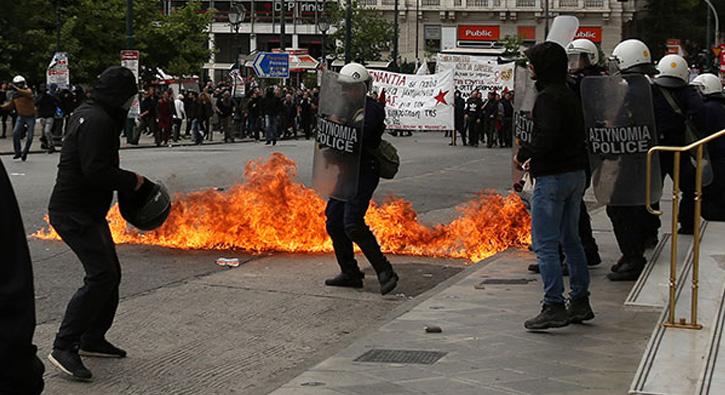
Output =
[{"x1": 34, "y1": 153, "x2": 531, "y2": 262}]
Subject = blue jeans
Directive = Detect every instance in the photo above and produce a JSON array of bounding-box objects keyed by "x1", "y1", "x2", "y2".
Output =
[
  {"x1": 265, "y1": 115, "x2": 277, "y2": 143},
  {"x1": 13, "y1": 116, "x2": 35, "y2": 157},
  {"x1": 191, "y1": 119, "x2": 203, "y2": 144},
  {"x1": 532, "y1": 170, "x2": 589, "y2": 305}
]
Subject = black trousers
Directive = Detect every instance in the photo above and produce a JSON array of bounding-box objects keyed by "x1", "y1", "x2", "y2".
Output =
[
  {"x1": 325, "y1": 170, "x2": 391, "y2": 275},
  {"x1": 468, "y1": 120, "x2": 480, "y2": 146},
  {"x1": 0, "y1": 351, "x2": 44, "y2": 395},
  {"x1": 49, "y1": 212, "x2": 121, "y2": 351},
  {"x1": 606, "y1": 205, "x2": 651, "y2": 260}
]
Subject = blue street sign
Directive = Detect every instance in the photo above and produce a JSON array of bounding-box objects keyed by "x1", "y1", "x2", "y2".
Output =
[{"x1": 252, "y1": 52, "x2": 290, "y2": 79}]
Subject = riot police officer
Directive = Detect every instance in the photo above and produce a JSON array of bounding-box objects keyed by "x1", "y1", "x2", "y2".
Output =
[
  {"x1": 322, "y1": 63, "x2": 399, "y2": 295},
  {"x1": 603, "y1": 39, "x2": 661, "y2": 281},
  {"x1": 651, "y1": 54, "x2": 706, "y2": 236}
]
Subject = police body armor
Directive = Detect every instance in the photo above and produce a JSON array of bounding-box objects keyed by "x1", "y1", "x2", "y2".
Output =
[
  {"x1": 580, "y1": 74, "x2": 662, "y2": 206},
  {"x1": 312, "y1": 71, "x2": 366, "y2": 201}
]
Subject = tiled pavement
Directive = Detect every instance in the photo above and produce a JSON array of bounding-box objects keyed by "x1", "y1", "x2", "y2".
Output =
[{"x1": 271, "y1": 208, "x2": 660, "y2": 395}]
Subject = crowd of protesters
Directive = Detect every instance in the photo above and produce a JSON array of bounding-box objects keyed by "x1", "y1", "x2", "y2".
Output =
[{"x1": 450, "y1": 88, "x2": 514, "y2": 148}]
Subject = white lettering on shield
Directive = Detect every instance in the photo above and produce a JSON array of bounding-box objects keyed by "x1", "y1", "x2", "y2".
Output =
[
  {"x1": 588, "y1": 125, "x2": 652, "y2": 154},
  {"x1": 316, "y1": 118, "x2": 359, "y2": 153}
]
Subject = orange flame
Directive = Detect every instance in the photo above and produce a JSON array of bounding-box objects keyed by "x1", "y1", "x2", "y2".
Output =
[{"x1": 34, "y1": 153, "x2": 531, "y2": 262}]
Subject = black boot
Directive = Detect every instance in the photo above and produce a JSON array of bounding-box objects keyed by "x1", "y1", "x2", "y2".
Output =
[
  {"x1": 586, "y1": 250, "x2": 601, "y2": 267},
  {"x1": 567, "y1": 296, "x2": 595, "y2": 324},
  {"x1": 325, "y1": 271, "x2": 364, "y2": 289},
  {"x1": 607, "y1": 257, "x2": 645, "y2": 281},
  {"x1": 524, "y1": 303, "x2": 569, "y2": 330},
  {"x1": 378, "y1": 268, "x2": 399, "y2": 295},
  {"x1": 48, "y1": 349, "x2": 93, "y2": 381}
]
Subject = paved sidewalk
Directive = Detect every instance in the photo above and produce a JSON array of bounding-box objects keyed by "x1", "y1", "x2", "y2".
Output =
[
  {"x1": 271, "y1": 207, "x2": 660, "y2": 395},
  {"x1": 0, "y1": 121, "x2": 252, "y2": 156}
]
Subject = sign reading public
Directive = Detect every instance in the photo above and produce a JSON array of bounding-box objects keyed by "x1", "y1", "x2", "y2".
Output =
[
  {"x1": 252, "y1": 52, "x2": 290, "y2": 79},
  {"x1": 47, "y1": 52, "x2": 70, "y2": 89},
  {"x1": 368, "y1": 69, "x2": 455, "y2": 131},
  {"x1": 457, "y1": 25, "x2": 500, "y2": 42}
]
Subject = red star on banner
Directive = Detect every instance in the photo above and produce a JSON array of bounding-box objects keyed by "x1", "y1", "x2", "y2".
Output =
[{"x1": 434, "y1": 90, "x2": 449, "y2": 105}]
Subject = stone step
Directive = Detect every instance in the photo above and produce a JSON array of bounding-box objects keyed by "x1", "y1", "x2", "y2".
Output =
[{"x1": 629, "y1": 221, "x2": 725, "y2": 395}]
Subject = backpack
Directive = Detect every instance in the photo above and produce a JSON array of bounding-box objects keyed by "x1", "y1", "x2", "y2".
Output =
[{"x1": 370, "y1": 139, "x2": 399, "y2": 179}]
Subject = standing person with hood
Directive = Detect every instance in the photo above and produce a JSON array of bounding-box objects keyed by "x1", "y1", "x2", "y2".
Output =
[
  {"x1": 453, "y1": 90, "x2": 465, "y2": 146},
  {"x1": 0, "y1": 159, "x2": 45, "y2": 394},
  {"x1": 514, "y1": 42, "x2": 593, "y2": 330},
  {"x1": 47, "y1": 66, "x2": 157, "y2": 381},
  {"x1": 1, "y1": 76, "x2": 36, "y2": 161}
]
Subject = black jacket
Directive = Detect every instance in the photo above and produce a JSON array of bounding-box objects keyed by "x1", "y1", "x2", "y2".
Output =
[
  {"x1": 49, "y1": 66, "x2": 138, "y2": 219},
  {"x1": 0, "y1": 159, "x2": 45, "y2": 394},
  {"x1": 35, "y1": 92, "x2": 60, "y2": 118},
  {"x1": 651, "y1": 83, "x2": 705, "y2": 146},
  {"x1": 517, "y1": 42, "x2": 588, "y2": 178},
  {"x1": 361, "y1": 96, "x2": 385, "y2": 171}
]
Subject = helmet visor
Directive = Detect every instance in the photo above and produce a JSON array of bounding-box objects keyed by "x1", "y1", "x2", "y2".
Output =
[{"x1": 567, "y1": 53, "x2": 590, "y2": 73}]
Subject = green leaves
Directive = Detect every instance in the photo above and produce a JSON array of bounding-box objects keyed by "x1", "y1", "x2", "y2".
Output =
[
  {"x1": 0, "y1": 0, "x2": 213, "y2": 85},
  {"x1": 327, "y1": 1, "x2": 393, "y2": 63}
]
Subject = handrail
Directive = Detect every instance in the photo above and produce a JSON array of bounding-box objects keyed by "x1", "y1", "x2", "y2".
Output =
[{"x1": 644, "y1": 128, "x2": 725, "y2": 330}]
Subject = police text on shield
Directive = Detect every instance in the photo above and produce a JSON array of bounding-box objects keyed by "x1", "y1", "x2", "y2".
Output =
[
  {"x1": 588, "y1": 125, "x2": 652, "y2": 155},
  {"x1": 317, "y1": 118, "x2": 359, "y2": 153}
]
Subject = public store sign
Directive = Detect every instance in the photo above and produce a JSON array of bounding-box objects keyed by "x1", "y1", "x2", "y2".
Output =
[
  {"x1": 574, "y1": 27, "x2": 602, "y2": 43},
  {"x1": 120, "y1": 50, "x2": 141, "y2": 118},
  {"x1": 46, "y1": 52, "x2": 70, "y2": 89},
  {"x1": 457, "y1": 25, "x2": 500, "y2": 42}
]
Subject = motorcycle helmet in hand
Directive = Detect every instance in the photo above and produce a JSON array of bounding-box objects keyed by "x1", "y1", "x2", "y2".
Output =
[{"x1": 118, "y1": 179, "x2": 171, "y2": 231}]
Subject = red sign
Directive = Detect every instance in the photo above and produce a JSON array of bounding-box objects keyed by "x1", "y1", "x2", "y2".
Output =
[
  {"x1": 457, "y1": 25, "x2": 500, "y2": 42},
  {"x1": 666, "y1": 38, "x2": 681, "y2": 46},
  {"x1": 517, "y1": 26, "x2": 536, "y2": 41},
  {"x1": 120, "y1": 50, "x2": 140, "y2": 61},
  {"x1": 574, "y1": 27, "x2": 602, "y2": 43},
  {"x1": 720, "y1": 44, "x2": 725, "y2": 73}
]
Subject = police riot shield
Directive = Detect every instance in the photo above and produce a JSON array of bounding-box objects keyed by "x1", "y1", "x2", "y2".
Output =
[
  {"x1": 512, "y1": 65, "x2": 537, "y2": 187},
  {"x1": 312, "y1": 71, "x2": 366, "y2": 201},
  {"x1": 546, "y1": 16, "x2": 580, "y2": 49},
  {"x1": 581, "y1": 74, "x2": 662, "y2": 206}
]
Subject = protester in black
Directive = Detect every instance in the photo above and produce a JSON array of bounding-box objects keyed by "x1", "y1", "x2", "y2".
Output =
[
  {"x1": 0, "y1": 159, "x2": 45, "y2": 394},
  {"x1": 47, "y1": 66, "x2": 155, "y2": 381}
]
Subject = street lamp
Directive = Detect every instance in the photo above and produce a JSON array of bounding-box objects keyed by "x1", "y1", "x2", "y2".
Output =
[
  {"x1": 229, "y1": 3, "x2": 246, "y2": 65},
  {"x1": 318, "y1": 16, "x2": 330, "y2": 68}
]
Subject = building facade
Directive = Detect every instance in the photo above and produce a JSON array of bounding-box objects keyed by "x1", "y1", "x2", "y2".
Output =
[{"x1": 166, "y1": 0, "x2": 638, "y2": 81}]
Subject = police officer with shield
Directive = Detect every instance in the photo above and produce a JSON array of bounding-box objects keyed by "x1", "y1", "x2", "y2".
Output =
[
  {"x1": 583, "y1": 39, "x2": 662, "y2": 281},
  {"x1": 315, "y1": 63, "x2": 399, "y2": 295},
  {"x1": 47, "y1": 66, "x2": 170, "y2": 381},
  {"x1": 651, "y1": 54, "x2": 706, "y2": 236}
]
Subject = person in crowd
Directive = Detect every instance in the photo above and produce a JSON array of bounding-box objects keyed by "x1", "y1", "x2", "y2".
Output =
[
  {"x1": 217, "y1": 91, "x2": 234, "y2": 143},
  {"x1": 183, "y1": 91, "x2": 195, "y2": 138},
  {"x1": 199, "y1": 90, "x2": 213, "y2": 140},
  {"x1": 483, "y1": 91, "x2": 499, "y2": 148},
  {"x1": 248, "y1": 89, "x2": 262, "y2": 141},
  {"x1": 465, "y1": 90, "x2": 483, "y2": 147},
  {"x1": 500, "y1": 90, "x2": 514, "y2": 148},
  {"x1": 282, "y1": 93, "x2": 296, "y2": 139},
  {"x1": 35, "y1": 83, "x2": 62, "y2": 153},
  {"x1": 1, "y1": 76, "x2": 36, "y2": 161},
  {"x1": 0, "y1": 82, "x2": 10, "y2": 138},
  {"x1": 515, "y1": 42, "x2": 593, "y2": 330},
  {"x1": 262, "y1": 87, "x2": 282, "y2": 146},
  {"x1": 173, "y1": 94, "x2": 186, "y2": 143},
  {"x1": 186, "y1": 92, "x2": 203, "y2": 145},
  {"x1": 299, "y1": 91, "x2": 314, "y2": 140},
  {"x1": 156, "y1": 89, "x2": 174, "y2": 147},
  {"x1": 138, "y1": 88, "x2": 158, "y2": 138},
  {"x1": 453, "y1": 90, "x2": 465, "y2": 146}
]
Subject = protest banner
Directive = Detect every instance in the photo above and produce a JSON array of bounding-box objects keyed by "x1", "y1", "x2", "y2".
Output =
[
  {"x1": 46, "y1": 52, "x2": 70, "y2": 89},
  {"x1": 435, "y1": 53, "x2": 515, "y2": 99}
]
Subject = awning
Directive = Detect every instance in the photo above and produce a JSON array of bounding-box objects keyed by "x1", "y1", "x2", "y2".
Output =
[{"x1": 289, "y1": 54, "x2": 319, "y2": 72}]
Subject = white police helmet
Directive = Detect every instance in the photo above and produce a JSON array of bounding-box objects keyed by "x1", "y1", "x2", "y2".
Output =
[
  {"x1": 691, "y1": 73, "x2": 723, "y2": 96},
  {"x1": 610, "y1": 39, "x2": 658, "y2": 75},
  {"x1": 339, "y1": 63, "x2": 371, "y2": 83},
  {"x1": 654, "y1": 54, "x2": 689, "y2": 88},
  {"x1": 566, "y1": 39, "x2": 599, "y2": 67},
  {"x1": 12, "y1": 75, "x2": 26, "y2": 85}
]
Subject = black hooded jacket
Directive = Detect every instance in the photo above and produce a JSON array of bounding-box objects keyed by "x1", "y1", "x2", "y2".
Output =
[
  {"x1": 49, "y1": 66, "x2": 139, "y2": 219},
  {"x1": 517, "y1": 42, "x2": 588, "y2": 178},
  {"x1": 0, "y1": 159, "x2": 45, "y2": 394}
]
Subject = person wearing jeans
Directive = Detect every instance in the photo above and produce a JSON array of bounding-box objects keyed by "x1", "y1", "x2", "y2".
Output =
[
  {"x1": 1, "y1": 76, "x2": 36, "y2": 161},
  {"x1": 515, "y1": 42, "x2": 593, "y2": 331}
]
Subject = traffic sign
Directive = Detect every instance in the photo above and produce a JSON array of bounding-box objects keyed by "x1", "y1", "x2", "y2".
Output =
[{"x1": 252, "y1": 52, "x2": 290, "y2": 79}]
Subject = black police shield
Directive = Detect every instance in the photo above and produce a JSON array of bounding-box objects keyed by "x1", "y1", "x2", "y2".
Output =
[
  {"x1": 581, "y1": 74, "x2": 662, "y2": 206},
  {"x1": 312, "y1": 71, "x2": 365, "y2": 201},
  {"x1": 512, "y1": 66, "x2": 537, "y2": 187}
]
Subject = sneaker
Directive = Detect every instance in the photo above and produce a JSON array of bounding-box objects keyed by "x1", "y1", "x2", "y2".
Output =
[
  {"x1": 607, "y1": 257, "x2": 645, "y2": 281},
  {"x1": 12, "y1": 154, "x2": 21, "y2": 161},
  {"x1": 80, "y1": 338, "x2": 127, "y2": 358},
  {"x1": 378, "y1": 268, "x2": 399, "y2": 295},
  {"x1": 567, "y1": 297, "x2": 595, "y2": 324},
  {"x1": 325, "y1": 271, "x2": 364, "y2": 289},
  {"x1": 48, "y1": 349, "x2": 93, "y2": 381},
  {"x1": 524, "y1": 303, "x2": 569, "y2": 330},
  {"x1": 21, "y1": 152, "x2": 27, "y2": 161},
  {"x1": 611, "y1": 256, "x2": 626, "y2": 273}
]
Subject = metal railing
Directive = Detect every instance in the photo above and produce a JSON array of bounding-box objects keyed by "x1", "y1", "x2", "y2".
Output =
[
  {"x1": 558, "y1": 0, "x2": 579, "y2": 6},
  {"x1": 645, "y1": 129, "x2": 725, "y2": 330},
  {"x1": 516, "y1": 0, "x2": 537, "y2": 6},
  {"x1": 421, "y1": 0, "x2": 441, "y2": 5},
  {"x1": 584, "y1": 0, "x2": 605, "y2": 7},
  {"x1": 467, "y1": 0, "x2": 488, "y2": 6}
]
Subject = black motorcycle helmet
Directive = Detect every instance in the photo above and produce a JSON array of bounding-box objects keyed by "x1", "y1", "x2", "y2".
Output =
[{"x1": 118, "y1": 180, "x2": 171, "y2": 231}]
